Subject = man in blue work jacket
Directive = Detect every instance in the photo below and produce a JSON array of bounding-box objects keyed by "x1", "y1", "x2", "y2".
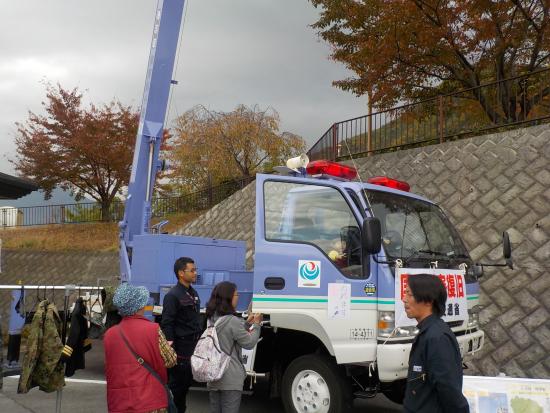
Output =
[
  {"x1": 402, "y1": 274, "x2": 469, "y2": 413},
  {"x1": 161, "y1": 256, "x2": 203, "y2": 413}
]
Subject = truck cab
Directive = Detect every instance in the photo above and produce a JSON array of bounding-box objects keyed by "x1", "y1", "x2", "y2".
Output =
[{"x1": 250, "y1": 160, "x2": 485, "y2": 412}]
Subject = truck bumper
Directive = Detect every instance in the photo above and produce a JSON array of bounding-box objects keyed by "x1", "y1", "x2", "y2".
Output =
[{"x1": 377, "y1": 329, "x2": 484, "y2": 382}]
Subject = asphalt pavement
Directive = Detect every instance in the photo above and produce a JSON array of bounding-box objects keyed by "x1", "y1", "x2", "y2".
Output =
[{"x1": 1, "y1": 339, "x2": 403, "y2": 412}]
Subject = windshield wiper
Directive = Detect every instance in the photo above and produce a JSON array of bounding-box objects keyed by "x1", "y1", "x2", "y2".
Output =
[
  {"x1": 453, "y1": 253, "x2": 470, "y2": 259},
  {"x1": 406, "y1": 249, "x2": 453, "y2": 261},
  {"x1": 418, "y1": 249, "x2": 452, "y2": 256}
]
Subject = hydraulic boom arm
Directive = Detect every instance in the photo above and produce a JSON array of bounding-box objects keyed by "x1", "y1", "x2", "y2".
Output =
[{"x1": 119, "y1": 0, "x2": 185, "y2": 281}]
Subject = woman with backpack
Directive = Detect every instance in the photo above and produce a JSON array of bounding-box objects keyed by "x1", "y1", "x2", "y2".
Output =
[{"x1": 205, "y1": 281, "x2": 262, "y2": 413}]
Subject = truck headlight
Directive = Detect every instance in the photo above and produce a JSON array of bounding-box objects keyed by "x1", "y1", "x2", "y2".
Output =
[
  {"x1": 395, "y1": 326, "x2": 419, "y2": 337},
  {"x1": 377, "y1": 311, "x2": 418, "y2": 338},
  {"x1": 467, "y1": 306, "x2": 481, "y2": 330},
  {"x1": 378, "y1": 311, "x2": 395, "y2": 337}
]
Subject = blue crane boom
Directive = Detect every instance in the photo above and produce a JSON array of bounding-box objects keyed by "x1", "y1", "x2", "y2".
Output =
[
  {"x1": 119, "y1": 0, "x2": 185, "y2": 281},
  {"x1": 117, "y1": 0, "x2": 247, "y2": 300}
]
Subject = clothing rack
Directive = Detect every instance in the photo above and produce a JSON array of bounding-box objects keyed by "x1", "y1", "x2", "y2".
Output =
[
  {"x1": 0, "y1": 284, "x2": 106, "y2": 413},
  {"x1": 0, "y1": 285, "x2": 102, "y2": 290}
]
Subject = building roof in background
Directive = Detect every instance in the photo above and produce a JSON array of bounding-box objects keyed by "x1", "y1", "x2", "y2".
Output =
[{"x1": 0, "y1": 172, "x2": 39, "y2": 199}]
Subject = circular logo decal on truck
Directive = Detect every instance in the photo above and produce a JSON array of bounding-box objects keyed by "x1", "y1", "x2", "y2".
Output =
[
  {"x1": 298, "y1": 260, "x2": 321, "y2": 288},
  {"x1": 364, "y1": 282, "x2": 376, "y2": 296}
]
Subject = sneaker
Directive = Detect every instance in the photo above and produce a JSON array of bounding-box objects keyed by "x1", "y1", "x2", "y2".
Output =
[{"x1": 3, "y1": 361, "x2": 20, "y2": 369}]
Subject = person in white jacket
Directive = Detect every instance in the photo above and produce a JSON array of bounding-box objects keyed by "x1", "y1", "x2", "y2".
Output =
[{"x1": 205, "y1": 281, "x2": 262, "y2": 413}]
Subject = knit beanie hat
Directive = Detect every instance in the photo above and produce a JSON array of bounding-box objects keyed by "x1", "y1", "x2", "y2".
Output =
[{"x1": 113, "y1": 283, "x2": 149, "y2": 316}]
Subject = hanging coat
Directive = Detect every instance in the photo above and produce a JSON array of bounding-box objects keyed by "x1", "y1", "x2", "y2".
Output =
[
  {"x1": 62, "y1": 297, "x2": 92, "y2": 377},
  {"x1": 18, "y1": 300, "x2": 65, "y2": 393},
  {"x1": 0, "y1": 320, "x2": 3, "y2": 391}
]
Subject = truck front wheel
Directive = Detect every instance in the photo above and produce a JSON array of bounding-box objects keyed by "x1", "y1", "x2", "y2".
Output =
[{"x1": 281, "y1": 355, "x2": 351, "y2": 413}]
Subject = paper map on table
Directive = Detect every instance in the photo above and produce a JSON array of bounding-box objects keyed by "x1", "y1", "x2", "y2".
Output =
[{"x1": 463, "y1": 375, "x2": 550, "y2": 412}]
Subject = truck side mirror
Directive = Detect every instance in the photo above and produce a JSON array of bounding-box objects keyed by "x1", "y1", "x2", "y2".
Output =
[
  {"x1": 477, "y1": 231, "x2": 513, "y2": 270},
  {"x1": 362, "y1": 217, "x2": 381, "y2": 254}
]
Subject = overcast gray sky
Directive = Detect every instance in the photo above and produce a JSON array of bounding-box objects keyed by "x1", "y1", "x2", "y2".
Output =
[{"x1": 0, "y1": 0, "x2": 368, "y2": 176}]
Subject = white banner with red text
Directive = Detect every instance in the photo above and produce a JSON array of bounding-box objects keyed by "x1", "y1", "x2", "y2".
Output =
[{"x1": 395, "y1": 267, "x2": 468, "y2": 328}]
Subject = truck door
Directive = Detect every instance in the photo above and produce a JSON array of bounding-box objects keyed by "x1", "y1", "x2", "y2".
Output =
[{"x1": 253, "y1": 174, "x2": 378, "y2": 364}]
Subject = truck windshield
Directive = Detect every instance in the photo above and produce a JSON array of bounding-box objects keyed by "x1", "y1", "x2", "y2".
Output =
[{"x1": 364, "y1": 190, "x2": 469, "y2": 261}]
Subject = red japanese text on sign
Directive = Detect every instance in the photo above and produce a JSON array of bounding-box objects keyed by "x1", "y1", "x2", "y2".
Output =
[
  {"x1": 447, "y1": 274, "x2": 456, "y2": 298},
  {"x1": 400, "y1": 274, "x2": 409, "y2": 300},
  {"x1": 456, "y1": 274, "x2": 464, "y2": 298},
  {"x1": 438, "y1": 274, "x2": 447, "y2": 290},
  {"x1": 400, "y1": 272, "x2": 465, "y2": 299}
]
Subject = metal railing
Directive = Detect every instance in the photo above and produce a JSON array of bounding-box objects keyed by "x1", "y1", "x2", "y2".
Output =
[
  {"x1": 152, "y1": 176, "x2": 255, "y2": 217},
  {"x1": 308, "y1": 68, "x2": 550, "y2": 161},
  {"x1": 0, "y1": 176, "x2": 255, "y2": 227}
]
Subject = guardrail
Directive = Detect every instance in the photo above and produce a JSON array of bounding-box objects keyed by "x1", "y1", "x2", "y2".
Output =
[
  {"x1": 0, "y1": 176, "x2": 255, "y2": 227},
  {"x1": 307, "y1": 68, "x2": 550, "y2": 161}
]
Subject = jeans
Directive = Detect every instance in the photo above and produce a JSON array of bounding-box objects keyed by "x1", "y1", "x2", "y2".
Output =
[{"x1": 208, "y1": 390, "x2": 242, "y2": 413}]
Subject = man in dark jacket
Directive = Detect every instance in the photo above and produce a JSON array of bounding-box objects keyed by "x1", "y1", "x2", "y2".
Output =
[
  {"x1": 161, "y1": 256, "x2": 202, "y2": 413},
  {"x1": 403, "y1": 273, "x2": 469, "y2": 413}
]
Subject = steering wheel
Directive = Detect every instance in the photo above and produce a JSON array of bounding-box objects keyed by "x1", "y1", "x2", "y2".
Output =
[{"x1": 383, "y1": 230, "x2": 404, "y2": 256}]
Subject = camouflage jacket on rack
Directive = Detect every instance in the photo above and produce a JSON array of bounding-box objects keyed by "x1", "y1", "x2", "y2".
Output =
[{"x1": 18, "y1": 300, "x2": 65, "y2": 393}]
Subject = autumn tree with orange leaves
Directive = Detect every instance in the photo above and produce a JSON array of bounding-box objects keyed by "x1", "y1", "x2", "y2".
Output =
[
  {"x1": 13, "y1": 84, "x2": 138, "y2": 221},
  {"x1": 311, "y1": 0, "x2": 550, "y2": 122},
  {"x1": 163, "y1": 104, "x2": 306, "y2": 193}
]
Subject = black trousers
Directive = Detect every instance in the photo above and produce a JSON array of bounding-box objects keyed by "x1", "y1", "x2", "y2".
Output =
[
  {"x1": 169, "y1": 360, "x2": 193, "y2": 413},
  {"x1": 7, "y1": 334, "x2": 22, "y2": 362}
]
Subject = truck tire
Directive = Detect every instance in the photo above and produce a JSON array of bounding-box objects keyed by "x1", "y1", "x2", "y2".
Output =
[{"x1": 281, "y1": 354, "x2": 352, "y2": 413}]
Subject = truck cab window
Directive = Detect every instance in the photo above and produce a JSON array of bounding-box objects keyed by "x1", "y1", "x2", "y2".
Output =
[{"x1": 264, "y1": 181, "x2": 363, "y2": 278}]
